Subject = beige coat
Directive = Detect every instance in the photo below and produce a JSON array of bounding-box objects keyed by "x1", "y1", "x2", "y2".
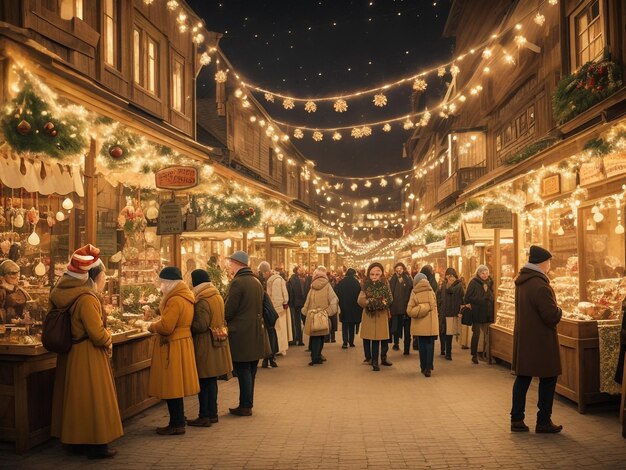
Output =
[
  {"x1": 407, "y1": 279, "x2": 439, "y2": 337},
  {"x1": 267, "y1": 272, "x2": 290, "y2": 353},
  {"x1": 191, "y1": 282, "x2": 233, "y2": 378},
  {"x1": 358, "y1": 291, "x2": 390, "y2": 341},
  {"x1": 302, "y1": 276, "x2": 339, "y2": 336}
]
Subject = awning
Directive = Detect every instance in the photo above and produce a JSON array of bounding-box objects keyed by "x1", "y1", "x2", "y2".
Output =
[
  {"x1": 462, "y1": 222, "x2": 513, "y2": 242},
  {"x1": 251, "y1": 236, "x2": 300, "y2": 248},
  {"x1": 180, "y1": 231, "x2": 243, "y2": 240},
  {"x1": 0, "y1": 149, "x2": 84, "y2": 196}
]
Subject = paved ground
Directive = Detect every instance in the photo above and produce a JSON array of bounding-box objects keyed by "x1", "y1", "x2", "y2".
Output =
[{"x1": 2, "y1": 337, "x2": 626, "y2": 469}]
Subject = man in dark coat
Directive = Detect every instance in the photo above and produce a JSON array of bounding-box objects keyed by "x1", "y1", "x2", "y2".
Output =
[
  {"x1": 224, "y1": 251, "x2": 265, "y2": 416},
  {"x1": 389, "y1": 262, "x2": 414, "y2": 354},
  {"x1": 287, "y1": 266, "x2": 308, "y2": 346},
  {"x1": 336, "y1": 268, "x2": 362, "y2": 348},
  {"x1": 511, "y1": 245, "x2": 563, "y2": 434},
  {"x1": 437, "y1": 267, "x2": 464, "y2": 360}
]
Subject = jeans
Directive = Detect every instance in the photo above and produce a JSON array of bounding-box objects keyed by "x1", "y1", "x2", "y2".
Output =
[
  {"x1": 310, "y1": 335, "x2": 325, "y2": 362},
  {"x1": 342, "y1": 322, "x2": 356, "y2": 345},
  {"x1": 198, "y1": 377, "x2": 218, "y2": 419},
  {"x1": 233, "y1": 361, "x2": 258, "y2": 409},
  {"x1": 511, "y1": 375, "x2": 558, "y2": 425},
  {"x1": 363, "y1": 339, "x2": 382, "y2": 365},
  {"x1": 471, "y1": 322, "x2": 489, "y2": 356},
  {"x1": 166, "y1": 398, "x2": 185, "y2": 427},
  {"x1": 392, "y1": 316, "x2": 412, "y2": 352},
  {"x1": 417, "y1": 336, "x2": 435, "y2": 372},
  {"x1": 290, "y1": 306, "x2": 303, "y2": 343}
]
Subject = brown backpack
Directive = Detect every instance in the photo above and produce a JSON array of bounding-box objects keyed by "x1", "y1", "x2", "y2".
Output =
[{"x1": 42, "y1": 295, "x2": 91, "y2": 353}]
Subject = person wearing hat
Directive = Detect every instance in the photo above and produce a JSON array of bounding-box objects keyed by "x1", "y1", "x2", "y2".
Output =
[
  {"x1": 187, "y1": 269, "x2": 233, "y2": 427},
  {"x1": 223, "y1": 251, "x2": 265, "y2": 416},
  {"x1": 336, "y1": 268, "x2": 362, "y2": 349},
  {"x1": 148, "y1": 266, "x2": 200, "y2": 435},
  {"x1": 407, "y1": 273, "x2": 439, "y2": 377},
  {"x1": 50, "y1": 244, "x2": 123, "y2": 459},
  {"x1": 389, "y1": 262, "x2": 414, "y2": 354},
  {"x1": 0, "y1": 259, "x2": 31, "y2": 324},
  {"x1": 464, "y1": 265, "x2": 494, "y2": 364},
  {"x1": 511, "y1": 245, "x2": 563, "y2": 434},
  {"x1": 437, "y1": 267, "x2": 465, "y2": 360}
]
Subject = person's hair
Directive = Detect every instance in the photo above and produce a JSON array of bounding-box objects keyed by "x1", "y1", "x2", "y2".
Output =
[
  {"x1": 313, "y1": 265, "x2": 327, "y2": 277},
  {"x1": 88, "y1": 264, "x2": 104, "y2": 282},
  {"x1": 293, "y1": 266, "x2": 299, "y2": 274},
  {"x1": 366, "y1": 262, "x2": 385, "y2": 277}
]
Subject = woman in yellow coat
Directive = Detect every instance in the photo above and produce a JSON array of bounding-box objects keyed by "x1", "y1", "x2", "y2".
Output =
[
  {"x1": 50, "y1": 244, "x2": 122, "y2": 459},
  {"x1": 148, "y1": 267, "x2": 200, "y2": 435},
  {"x1": 407, "y1": 273, "x2": 440, "y2": 377}
]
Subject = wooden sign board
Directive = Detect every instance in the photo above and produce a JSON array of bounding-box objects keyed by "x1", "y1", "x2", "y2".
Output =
[
  {"x1": 155, "y1": 166, "x2": 199, "y2": 190},
  {"x1": 541, "y1": 174, "x2": 561, "y2": 197},
  {"x1": 316, "y1": 237, "x2": 330, "y2": 254},
  {"x1": 157, "y1": 201, "x2": 183, "y2": 235},
  {"x1": 604, "y1": 152, "x2": 626, "y2": 179},
  {"x1": 579, "y1": 160, "x2": 605, "y2": 186},
  {"x1": 482, "y1": 205, "x2": 513, "y2": 230}
]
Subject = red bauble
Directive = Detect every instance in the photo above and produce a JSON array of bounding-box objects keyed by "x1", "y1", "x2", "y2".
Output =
[
  {"x1": 248, "y1": 207, "x2": 254, "y2": 214},
  {"x1": 239, "y1": 209, "x2": 246, "y2": 216},
  {"x1": 17, "y1": 119, "x2": 31, "y2": 135},
  {"x1": 50, "y1": 130, "x2": 58, "y2": 137},
  {"x1": 43, "y1": 122, "x2": 55, "y2": 133},
  {"x1": 109, "y1": 146, "x2": 124, "y2": 158}
]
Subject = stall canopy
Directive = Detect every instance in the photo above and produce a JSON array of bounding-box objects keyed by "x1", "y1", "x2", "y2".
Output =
[
  {"x1": 252, "y1": 236, "x2": 300, "y2": 248},
  {"x1": 462, "y1": 222, "x2": 513, "y2": 243}
]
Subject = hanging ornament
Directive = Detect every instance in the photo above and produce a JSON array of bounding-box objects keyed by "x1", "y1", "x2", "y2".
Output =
[
  {"x1": 373, "y1": 94, "x2": 387, "y2": 107},
  {"x1": 27, "y1": 207, "x2": 39, "y2": 225},
  {"x1": 109, "y1": 145, "x2": 124, "y2": 159},
  {"x1": 616, "y1": 224, "x2": 625, "y2": 235},
  {"x1": 334, "y1": 99, "x2": 348, "y2": 113},
  {"x1": 412, "y1": 79, "x2": 427, "y2": 92},
  {"x1": 361, "y1": 126, "x2": 372, "y2": 137},
  {"x1": 419, "y1": 109, "x2": 431, "y2": 127},
  {"x1": 46, "y1": 213, "x2": 56, "y2": 227},
  {"x1": 28, "y1": 230, "x2": 40, "y2": 246},
  {"x1": 450, "y1": 65, "x2": 460, "y2": 77},
  {"x1": 248, "y1": 207, "x2": 255, "y2": 215},
  {"x1": 13, "y1": 213, "x2": 24, "y2": 228},
  {"x1": 193, "y1": 33, "x2": 205, "y2": 45},
  {"x1": 50, "y1": 130, "x2": 58, "y2": 137},
  {"x1": 55, "y1": 211, "x2": 65, "y2": 221},
  {"x1": 364, "y1": 180, "x2": 372, "y2": 188},
  {"x1": 593, "y1": 210, "x2": 604, "y2": 223},
  {"x1": 293, "y1": 128, "x2": 304, "y2": 139},
  {"x1": 548, "y1": 0, "x2": 558, "y2": 5},
  {"x1": 17, "y1": 119, "x2": 32, "y2": 135},
  {"x1": 437, "y1": 67, "x2": 446, "y2": 77},
  {"x1": 200, "y1": 52, "x2": 211, "y2": 65},
  {"x1": 214, "y1": 70, "x2": 227, "y2": 83},
  {"x1": 350, "y1": 183, "x2": 358, "y2": 191},
  {"x1": 304, "y1": 101, "x2": 317, "y2": 113},
  {"x1": 264, "y1": 93, "x2": 275, "y2": 103},
  {"x1": 166, "y1": 0, "x2": 179, "y2": 10},
  {"x1": 380, "y1": 179, "x2": 388, "y2": 187},
  {"x1": 351, "y1": 128, "x2": 363, "y2": 139},
  {"x1": 534, "y1": 12, "x2": 546, "y2": 26},
  {"x1": 34, "y1": 261, "x2": 46, "y2": 277},
  {"x1": 383, "y1": 123, "x2": 391, "y2": 132},
  {"x1": 283, "y1": 98, "x2": 295, "y2": 110},
  {"x1": 312, "y1": 131, "x2": 323, "y2": 142},
  {"x1": 146, "y1": 201, "x2": 159, "y2": 220},
  {"x1": 403, "y1": 119, "x2": 415, "y2": 130},
  {"x1": 332, "y1": 132, "x2": 342, "y2": 141},
  {"x1": 43, "y1": 122, "x2": 55, "y2": 134},
  {"x1": 62, "y1": 197, "x2": 74, "y2": 210}
]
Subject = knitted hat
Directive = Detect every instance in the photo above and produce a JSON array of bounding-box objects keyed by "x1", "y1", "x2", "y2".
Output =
[
  {"x1": 414, "y1": 273, "x2": 427, "y2": 284},
  {"x1": 529, "y1": 245, "x2": 552, "y2": 264},
  {"x1": 227, "y1": 250, "x2": 249, "y2": 266},
  {"x1": 0, "y1": 259, "x2": 19, "y2": 276},
  {"x1": 444, "y1": 267, "x2": 458, "y2": 278},
  {"x1": 66, "y1": 244, "x2": 102, "y2": 279},
  {"x1": 346, "y1": 268, "x2": 357, "y2": 276},
  {"x1": 394, "y1": 262, "x2": 406, "y2": 271},
  {"x1": 476, "y1": 265, "x2": 490, "y2": 276},
  {"x1": 191, "y1": 269, "x2": 210, "y2": 287},
  {"x1": 258, "y1": 261, "x2": 271, "y2": 273},
  {"x1": 366, "y1": 262, "x2": 385, "y2": 276},
  {"x1": 159, "y1": 266, "x2": 182, "y2": 281}
]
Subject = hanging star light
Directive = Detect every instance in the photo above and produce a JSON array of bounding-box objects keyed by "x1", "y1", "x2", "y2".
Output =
[
  {"x1": 200, "y1": 52, "x2": 211, "y2": 65},
  {"x1": 482, "y1": 48, "x2": 492, "y2": 59},
  {"x1": 438, "y1": 67, "x2": 446, "y2": 77},
  {"x1": 193, "y1": 33, "x2": 205, "y2": 45},
  {"x1": 413, "y1": 79, "x2": 427, "y2": 91},
  {"x1": 265, "y1": 93, "x2": 275, "y2": 103},
  {"x1": 380, "y1": 178, "x2": 388, "y2": 187},
  {"x1": 351, "y1": 127, "x2": 363, "y2": 138},
  {"x1": 383, "y1": 123, "x2": 391, "y2": 132},
  {"x1": 394, "y1": 177, "x2": 403, "y2": 185},
  {"x1": 283, "y1": 98, "x2": 295, "y2": 109},
  {"x1": 450, "y1": 65, "x2": 460, "y2": 77},
  {"x1": 403, "y1": 118, "x2": 414, "y2": 130},
  {"x1": 167, "y1": 0, "x2": 179, "y2": 10},
  {"x1": 294, "y1": 128, "x2": 304, "y2": 139},
  {"x1": 549, "y1": 0, "x2": 558, "y2": 5},
  {"x1": 312, "y1": 131, "x2": 323, "y2": 141},
  {"x1": 419, "y1": 109, "x2": 431, "y2": 126},
  {"x1": 364, "y1": 180, "x2": 372, "y2": 188},
  {"x1": 215, "y1": 70, "x2": 227, "y2": 83},
  {"x1": 350, "y1": 183, "x2": 358, "y2": 191},
  {"x1": 334, "y1": 183, "x2": 343, "y2": 190},
  {"x1": 534, "y1": 12, "x2": 546, "y2": 26},
  {"x1": 334, "y1": 99, "x2": 348, "y2": 112},
  {"x1": 361, "y1": 126, "x2": 372, "y2": 136},
  {"x1": 373, "y1": 94, "x2": 387, "y2": 107},
  {"x1": 304, "y1": 101, "x2": 317, "y2": 113},
  {"x1": 332, "y1": 131, "x2": 342, "y2": 141}
]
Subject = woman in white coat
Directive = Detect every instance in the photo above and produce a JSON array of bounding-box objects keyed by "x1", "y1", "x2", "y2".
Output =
[{"x1": 407, "y1": 273, "x2": 439, "y2": 377}]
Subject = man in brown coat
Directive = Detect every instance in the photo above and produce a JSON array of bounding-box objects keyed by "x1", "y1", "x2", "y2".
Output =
[{"x1": 511, "y1": 245, "x2": 563, "y2": 433}]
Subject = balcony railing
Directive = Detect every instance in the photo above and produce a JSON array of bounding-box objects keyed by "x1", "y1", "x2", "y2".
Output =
[{"x1": 437, "y1": 166, "x2": 486, "y2": 203}]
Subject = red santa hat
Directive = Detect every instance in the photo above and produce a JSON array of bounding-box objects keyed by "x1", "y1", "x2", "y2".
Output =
[{"x1": 66, "y1": 244, "x2": 102, "y2": 279}]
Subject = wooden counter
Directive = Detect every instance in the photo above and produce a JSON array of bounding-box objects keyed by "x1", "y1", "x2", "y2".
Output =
[{"x1": 0, "y1": 332, "x2": 158, "y2": 453}]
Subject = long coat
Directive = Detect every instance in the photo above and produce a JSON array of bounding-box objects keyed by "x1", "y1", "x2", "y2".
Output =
[
  {"x1": 302, "y1": 275, "x2": 339, "y2": 337},
  {"x1": 358, "y1": 289, "x2": 392, "y2": 341},
  {"x1": 407, "y1": 279, "x2": 439, "y2": 337},
  {"x1": 149, "y1": 282, "x2": 200, "y2": 399},
  {"x1": 512, "y1": 267, "x2": 562, "y2": 378},
  {"x1": 266, "y1": 272, "x2": 290, "y2": 353},
  {"x1": 336, "y1": 275, "x2": 362, "y2": 324},
  {"x1": 224, "y1": 267, "x2": 266, "y2": 362},
  {"x1": 287, "y1": 274, "x2": 308, "y2": 308},
  {"x1": 50, "y1": 275, "x2": 123, "y2": 445},
  {"x1": 464, "y1": 276, "x2": 494, "y2": 324},
  {"x1": 389, "y1": 272, "x2": 413, "y2": 316},
  {"x1": 191, "y1": 282, "x2": 233, "y2": 378},
  {"x1": 438, "y1": 279, "x2": 465, "y2": 318}
]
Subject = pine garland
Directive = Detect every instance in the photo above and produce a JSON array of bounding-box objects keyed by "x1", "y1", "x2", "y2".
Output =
[
  {"x1": 275, "y1": 218, "x2": 314, "y2": 237},
  {"x1": 503, "y1": 138, "x2": 558, "y2": 165},
  {"x1": 194, "y1": 194, "x2": 262, "y2": 230}
]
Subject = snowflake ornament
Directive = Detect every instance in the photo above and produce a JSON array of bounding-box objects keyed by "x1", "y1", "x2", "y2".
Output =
[
  {"x1": 215, "y1": 70, "x2": 227, "y2": 83},
  {"x1": 200, "y1": 52, "x2": 211, "y2": 65},
  {"x1": 373, "y1": 94, "x2": 387, "y2": 107},
  {"x1": 305, "y1": 101, "x2": 317, "y2": 113},
  {"x1": 380, "y1": 178, "x2": 388, "y2": 188},
  {"x1": 437, "y1": 67, "x2": 446, "y2": 77},
  {"x1": 450, "y1": 65, "x2": 460, "y2": 77},
  {"x1": 293, "y1": 128, "x2": 304, "y2": 139},
  {"x1": 350, "y1": 183, "x2": 358, "y2": 191},
  {"x1": 534, "y1": 12, "x2": 546, "y2": 26},
  {"x1": 334, "y1": 183, "x2": 343, "y2": 190},
  {"x1": 334, "y1": 99, "x2": 348, "y2": 113},
  {"x1": 383, "y1": 123, "x2": 391, "y2": 132},
  {"x1": 361, "y1": 126, "x2": 372, "y2": 137},
  {"x1": 283, "y1": 98, "x2": 295, "y2": 110},
  {"x1": 332, "y1": 132, "x2": 342, "y2": 141},
  {"x1": 413, "y1": 79, "x2": 427, "y2": 91},
  {"x1": 351, "y1": 128, "x2": 363, "y2": 139},
  {"x1": 448, "y1": 103, "x2": 457, "y2": 114},
  {"x1": 364, "y1": 180, "x2": 372, "y2": 188},
  {"x1": 403, "y1": 119, "x2": 414, "y2": 130},
  {"x1": 312, "y1": 131, "x2": 323, "y2": 141}
]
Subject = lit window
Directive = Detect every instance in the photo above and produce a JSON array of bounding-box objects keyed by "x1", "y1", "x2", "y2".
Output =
[
  {"x1": 59, "y1": 0, "x2": 83, "y2": 20},
  {"x1": 147, "y1": 37, "x2": 157, "y2": 93},
  {"x1": 133, "y1": 29, "x2": 140, "y2": 84},
  {"x1": 571, "y1": 0, "x2": 605, "y2": 69},
  {"x1": 172, "y1": 60, "x2": 183, "y2": 112},
  {"x1": 104, "y1": 0, "x2": 116, "y2": 67}
]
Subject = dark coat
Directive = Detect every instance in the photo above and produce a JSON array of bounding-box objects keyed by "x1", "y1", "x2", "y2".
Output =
[
  {"x1": 336, "y1": 274, "x2": 362, "y2": 324},
  {"x1": 224, "y1": 267, "x2": 266, "y2": 362},
  {"x1": 287, "y1": 274, "x2": 309, "y2": 308},
  {"x1": 464, "y1": 276, "x2": 494, "y2": 324},
  {"x1": 512, "y1": 267, "x2": 562, "y2": 378},
  {"x1": 389, "y1": 273, "x2": 413, "y2": 316},
  {"x1": 438, "y1": 279, "x2": 464, "y2": 318},
  {"x1": 614, "y1": 299, "x2": 626, "y2": 384}
]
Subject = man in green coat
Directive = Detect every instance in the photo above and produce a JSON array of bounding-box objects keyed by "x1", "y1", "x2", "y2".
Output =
[{"x1": 224, "y1": 251, "x2": 265, "y2": 416}]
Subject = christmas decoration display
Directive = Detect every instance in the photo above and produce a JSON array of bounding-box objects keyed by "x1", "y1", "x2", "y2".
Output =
[
  {"x1": 214, "y1": 70, "x2": 228, "y2": 83},
  {"x1": 383, "y1": 123, "x2": 391, "y2": 132},
  {"x1": 283, "y1": 98, "x2": 295, "y2": 110},
  {"x1": 412, "y1": 79, "x2": 427, "y2": 91},
  {"x1": 293, "y1": 128, "x2": 304, "y2": 139},
  {"x1": 312, "y1": 131, "x2": 323, "y2": 141},
  {"x1": 332, "y1": 132, "x2": 342, "y2": 141},
  {"x1": 118, "y1": 196, "x2": 147, "y2": 236},
  {"x1": 333, "y1": 99, "x2": 348, "y2": 113},
  {"x1": 373, "y1": 94, "x2": 387, "y2": 107},
  {"x1": 264, "y1": 93, "x2": 275, "y2": 102},
  {"x1": 193, "y1": 193, "x2": 262, "y2": 230},
  {"x1": 304, "y1": 101, "x2": 317, "y2": 113}
]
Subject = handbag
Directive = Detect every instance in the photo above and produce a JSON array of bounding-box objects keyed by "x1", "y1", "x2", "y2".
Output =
[
  {"x1": 460, "y1": 304, "x2": 473, "y2": 326},
  {"x1": 262, "y1": 293, "x2": 279, "y2": 328},
  {"x1": 209, "y1": 326, "x2": 228, "y2": 346},
  {"x1": 310, "y1": 308, "x2": 329, "y2": 333}
]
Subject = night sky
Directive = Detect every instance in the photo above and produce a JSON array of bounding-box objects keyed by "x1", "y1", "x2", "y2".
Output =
[{"x1": 189, "y1": 0, "x2": 454, "y2": 184}]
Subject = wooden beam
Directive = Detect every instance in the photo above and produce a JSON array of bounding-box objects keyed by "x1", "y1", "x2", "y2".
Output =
[{"x1": 84, "y1": 138, "x2": 97, "y2": 244}]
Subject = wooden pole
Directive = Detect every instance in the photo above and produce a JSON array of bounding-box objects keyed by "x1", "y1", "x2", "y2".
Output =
[
  {"x1": 264, "y1": 224, "x2": 271, "y2": 264},
  {"x1": 84, "y1": 138, "x2": 97, "y2": 245}
]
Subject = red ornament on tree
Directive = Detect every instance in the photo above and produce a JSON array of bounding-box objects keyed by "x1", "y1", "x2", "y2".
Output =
[
  {"x1": 248, "y1": 207, "x2": 255, "y2": 215},
  {"x1": 17, "y1": 119, "x2": 32, "y2": 135},
  {"x1": 239, "y1": 209, "x2": 246, "y2": 217},
  {"x1": 109, "y1": 145, "x2": 124, "y2": 159},
  {"x1": 43, "y1": 122, "x2": 55, "y2": 133},
  {"x1": 50, "y1": 130, "x2": 58, "y2": 137}
]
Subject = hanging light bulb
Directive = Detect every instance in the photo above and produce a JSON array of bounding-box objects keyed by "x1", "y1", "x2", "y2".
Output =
[
  {"x1": 28, "y1": 231, "x2": 40, "y2": 246},
  {"x1": 13, "y1": 213, "x2": 24, "y2": 228},
  {"x1": 34, "y1": 261, "x2": 46, "y2": 276},
  {"x1": 593, "y1": 211, "x2": 604, "y2": 223},
  {"x1": 556, "y1": 226, "x2": 565, "y2": 236},
  {"x1": 62, "y1": 197, "x2": 74, "y2": 210},
  {"x1": 616, "y1": 224, "x2": 625, "y2": 235},
  {"x1": 55, "y1": 211, "x2": 65, "y2": 221}
]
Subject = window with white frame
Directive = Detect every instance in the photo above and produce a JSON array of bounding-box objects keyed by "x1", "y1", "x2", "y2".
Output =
[
  {"x1": 570, "y1": 0, "x2": 606, "y2": 70},
  {"x1": 59, "y1": 0, "x2": 83, "y2": 20}
]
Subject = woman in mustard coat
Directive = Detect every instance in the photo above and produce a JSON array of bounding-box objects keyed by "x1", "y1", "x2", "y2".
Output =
[
  {"x1": 50, "y1": 244, "x2": 122, "y2": 459},
  {"x1": 148, "y1": 267, "x2": 200, "y2": 435},
  {"x1": 187, "y1": 269, "x2": 233, "y2": 427}
]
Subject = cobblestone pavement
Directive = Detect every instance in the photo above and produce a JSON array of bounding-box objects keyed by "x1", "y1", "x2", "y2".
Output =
[{"x1": 3, "y1": 338, "x2": 626, "y2": 469}]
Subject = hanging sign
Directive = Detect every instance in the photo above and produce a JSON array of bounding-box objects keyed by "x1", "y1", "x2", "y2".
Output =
[
  {"x1": 541, "y1": 174, "x2": 561, "y2": 197},
  {"x1": 316, "y1": 237, "x2": 331, "y2": 254},
  {"x1": 155, "y1": 166, "x2": 199, "y2": 190},
  {"x1": 603, "y1": 152, "x2": 626, "y2": 179},
  {"x1": 579, "y1": 160, "x2": 605, "y2": 186},
  {"x1": 483, "y1": 204, "x2": 513, "y2": 230},
  {"x1": 157, "y1": 201, "x2": 183, "y2": 235}
]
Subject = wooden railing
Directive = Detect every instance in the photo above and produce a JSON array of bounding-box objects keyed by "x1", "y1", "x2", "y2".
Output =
[{"x1": 437, "y1": 166, "x2": 487, "y2": 203}]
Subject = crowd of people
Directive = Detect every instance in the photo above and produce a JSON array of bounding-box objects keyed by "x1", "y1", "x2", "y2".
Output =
[{"x1": 50, "y1": 242, "x2": 587, "y2": 459}]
